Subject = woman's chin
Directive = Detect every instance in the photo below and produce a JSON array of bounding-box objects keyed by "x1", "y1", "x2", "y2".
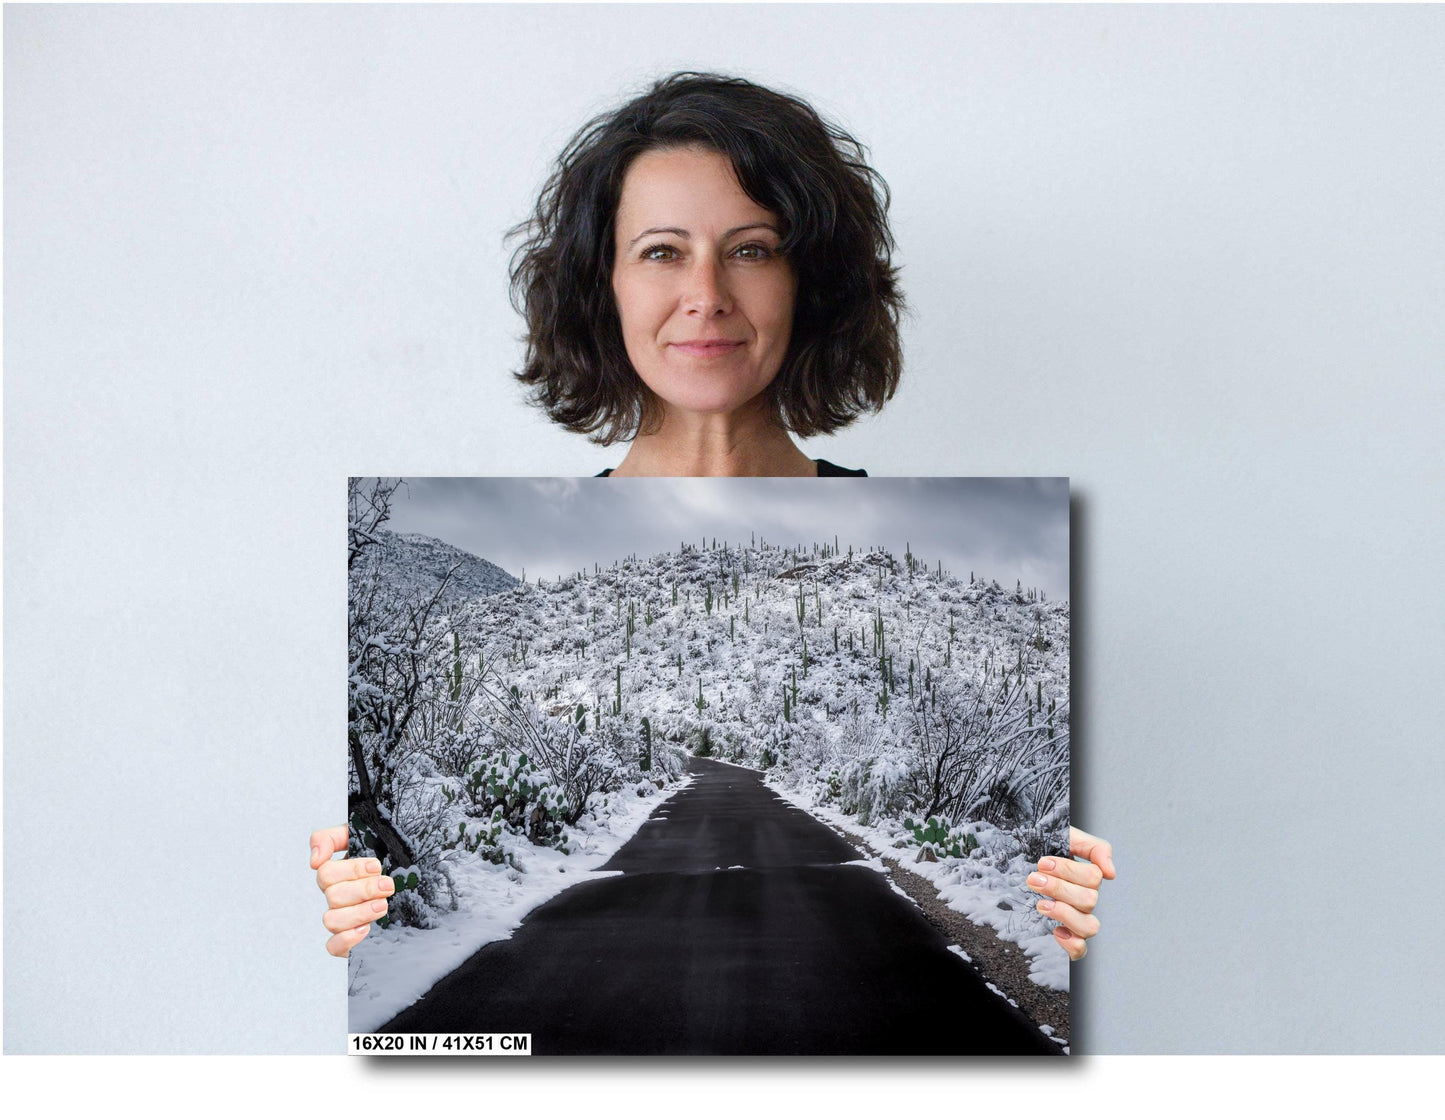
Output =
[{"x1": 653, "y1": 384, "x2": 771, "y2": 422}]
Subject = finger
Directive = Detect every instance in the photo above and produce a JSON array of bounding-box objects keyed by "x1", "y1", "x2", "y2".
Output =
[
  {"x1": 1034, "y1": 896, "x2": 1100, "y2": 939},
  {"x1": 310, "y1": 825, "x2": 350, "y2": 870},
  {"x1": 1069, "y1": 827, "x2": 1116, "y2": 880},
  {"x1": 327, "y1": 923, "x2": 371, "y2": 959},
  {"x1": 323, "y1": 897, "x2": 390, "y2": 935},
  {"x1": 1053, "y1": 924, "x2": 1087, "y2": 962},
  {"x1": 316, "y1": 856, "x2": 382, "y2": 892},
  {"x1": 1036, "y1": 855, "x2": 1104, "y2": 890},
  {"x1": 1025, "y1": 869, "x2": 1098, "y2": 915},
  {"x1": 325, "y1": 874, "x2": 396, "y2": 910}
]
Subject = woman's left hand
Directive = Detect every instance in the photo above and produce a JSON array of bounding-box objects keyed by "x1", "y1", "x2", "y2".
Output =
[{"x1": 1025, "y1": 826, "x2": 1115, "y2": 961}]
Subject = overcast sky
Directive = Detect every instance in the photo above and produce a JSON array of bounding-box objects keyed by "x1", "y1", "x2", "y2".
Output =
[{"x1": 372, "y1": 477, "x2": 1069, "y2": 599}]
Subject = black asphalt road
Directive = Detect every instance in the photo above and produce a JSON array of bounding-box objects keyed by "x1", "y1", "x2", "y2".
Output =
[{"x1": 379, "y1": 757, "x2": 1060, "y2": 1055}]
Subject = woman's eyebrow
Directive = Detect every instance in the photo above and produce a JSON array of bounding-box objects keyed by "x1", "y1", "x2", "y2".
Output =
[
  {"x1": 626, "y1": 222, "x2": 780, "y2": 249},
  {"x1": 725, "y1": 223, "x2": 780, "y2": 239},
  {"x1": 627, "y1": 226, "x2": 689, "y2": 248}
]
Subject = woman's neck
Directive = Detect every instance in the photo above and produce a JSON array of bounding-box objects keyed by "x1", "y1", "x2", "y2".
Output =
[{"x1": 609, "y1": 402, "x2": 817, "y2": 477}]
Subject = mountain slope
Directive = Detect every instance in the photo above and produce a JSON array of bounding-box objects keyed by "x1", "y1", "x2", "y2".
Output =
[{"x1": 354, "y1": 528, "x2": 518, "y2": 606}]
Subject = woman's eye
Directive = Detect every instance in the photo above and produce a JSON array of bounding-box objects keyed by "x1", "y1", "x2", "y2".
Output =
[
  {"x1": 733, "y1": 243, "x2": 774, "y2": 260},
  {"x1": 641, "y1": 244, "x2": 678, "y2": 261}
]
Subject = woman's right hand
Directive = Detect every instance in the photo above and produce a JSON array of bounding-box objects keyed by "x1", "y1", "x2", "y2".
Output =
[{"x1": 310, "y1": 825, "x2": 394, "y2": 957}]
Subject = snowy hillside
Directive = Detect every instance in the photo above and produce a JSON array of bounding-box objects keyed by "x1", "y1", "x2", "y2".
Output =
[
  {"x1": 354, "y1": 528, "x2": 517, "y2": 606},
  {"x1": 455, "y1": 533, "x2": 1067, "y2": 824}
]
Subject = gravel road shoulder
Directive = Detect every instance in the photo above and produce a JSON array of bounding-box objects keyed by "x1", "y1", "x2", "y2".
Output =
[{"x1": 834, "y1": 822, "x2": 1071, "y2": 1047}]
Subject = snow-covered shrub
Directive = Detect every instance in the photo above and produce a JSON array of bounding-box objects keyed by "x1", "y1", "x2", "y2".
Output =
[
  {"x1": 690, "y1": 721, "x2": 717, "y2": 757},
  {"x1": 903, "y1": 673, "x2": 1069, "y2": 833},
  {"x1": 581, "y1": 789, "x2": 618, "y2": 825},
  {"x1": 649, "y1": 741, "x2": 687, "y2": 783},
  {"x1": 764, "y1": 715, "x2": 799, "y2": 767},
  {"x1": 1013, "y1": 822, "x2": 1049, "y2": 864},
  {"x1": 838, "y1": 747, "x2": 911, "y2": 826},
  {"x1": 808, "y1": 767, "x2": 842, "y2": 806},
  {"x1": 468, "y1": 677, "x2": 622, "y2": 829},
  {"x1": 1012, "y1": 815, "x2": 1069, "y2": 865},
  {"x1": 385, "y1": 877, "x2": 438, "y2": 930},
  {"x1": 427, "y1": 722, "x2": 486, "y2": 778},
  {"x1": 720, "y1": 726, "x2": 748, "y2": 762}
]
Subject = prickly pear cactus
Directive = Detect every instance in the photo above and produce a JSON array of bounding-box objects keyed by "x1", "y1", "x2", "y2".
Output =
[
  {"x1": 456, "y1": 810, "x2": 508, "y2": 865},
  {"x1": 389, "y1": 866, "x2": 421, "y2": 892},
  {"x1": 902, "y1": 815, "x2": 979, "y2": 860},
  {"x1": 347, "y1": 811, "x2": 378, "y2": 859},
  {"x1": 457, "y1": 749, "x2": 572, "y2": 852},
  {"x1": 375, "y1": 864, "x2": 422, "y2": 928}
]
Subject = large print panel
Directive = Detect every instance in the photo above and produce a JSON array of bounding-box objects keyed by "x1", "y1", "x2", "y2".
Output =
[{"x1": 345, "y1": 477, "x2": 1070, "y2": 1055}]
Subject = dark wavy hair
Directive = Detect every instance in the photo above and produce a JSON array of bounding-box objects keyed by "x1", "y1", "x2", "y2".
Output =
[{"x1": 508, "y1": 72, "x2": 904, "y2": 446}]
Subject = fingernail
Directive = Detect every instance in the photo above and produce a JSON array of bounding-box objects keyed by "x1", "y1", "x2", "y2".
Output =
[
  {"x1": 1028, "y1": 873, "x2": 1048, "y2": 888},
  {"x1": 1039, "y1": 858, "x2": 1056, "y2": 871},
  {"x1": 379, "y1": 877, "x2": 394, "y2": 894},
  {"x1": 1038, "y1": 898, "x2": 1055, "y2": 911},
  {"x1": 366, "y1": 860, "x2": 382, "y2": 875},
  {"x1": 371, "y1": 900, "x2": 387, "y2": 914},
  {"x1": 1055, "y1": 926, "x2": 1071, "y2": 939},
  {"x1": 311, "y1": 847, "x2": 320, "y2": 863}
]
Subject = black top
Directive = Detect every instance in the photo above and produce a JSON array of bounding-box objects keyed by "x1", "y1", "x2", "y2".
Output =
[{"x1": 595, "y1": 458, "x2": 867, "y2": 478}]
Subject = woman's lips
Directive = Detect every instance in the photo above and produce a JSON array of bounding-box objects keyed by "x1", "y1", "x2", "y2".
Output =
[{"x1": 670, "y1": 340, "x2": 744, "y2": 356}]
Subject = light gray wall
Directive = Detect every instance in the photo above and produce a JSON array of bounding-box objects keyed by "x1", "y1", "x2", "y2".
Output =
[{"x1": 6, "y1": 4, "x2": 1442, "y2": 1053}]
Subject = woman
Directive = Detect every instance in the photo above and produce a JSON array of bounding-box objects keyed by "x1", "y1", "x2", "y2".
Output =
[{"x1": 314, "y1": 72, "x2": 1113, "y2": 963}]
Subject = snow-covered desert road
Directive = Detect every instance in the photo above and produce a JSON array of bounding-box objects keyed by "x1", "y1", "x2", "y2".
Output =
[{"x1": 379, "y1": 756, "x2": 1058, "y2": 1054}]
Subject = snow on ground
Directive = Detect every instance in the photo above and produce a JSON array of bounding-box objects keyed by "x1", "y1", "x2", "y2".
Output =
[
  {"x1": 348, "y1": 774, "x2": 693, "y2": 1031},
  {"x1": 766, "y1": 779, "x2": 1070, "y2": 992}
]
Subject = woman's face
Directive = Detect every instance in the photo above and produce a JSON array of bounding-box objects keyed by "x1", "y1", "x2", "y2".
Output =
[{"x1": 611, "y1": 146, "x2": 796, "y2": 423}]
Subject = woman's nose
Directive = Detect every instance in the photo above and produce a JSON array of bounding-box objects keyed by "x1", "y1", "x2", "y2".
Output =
[{"x1": 682, "y1": 257, "x2": 732, "y2": 317}]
